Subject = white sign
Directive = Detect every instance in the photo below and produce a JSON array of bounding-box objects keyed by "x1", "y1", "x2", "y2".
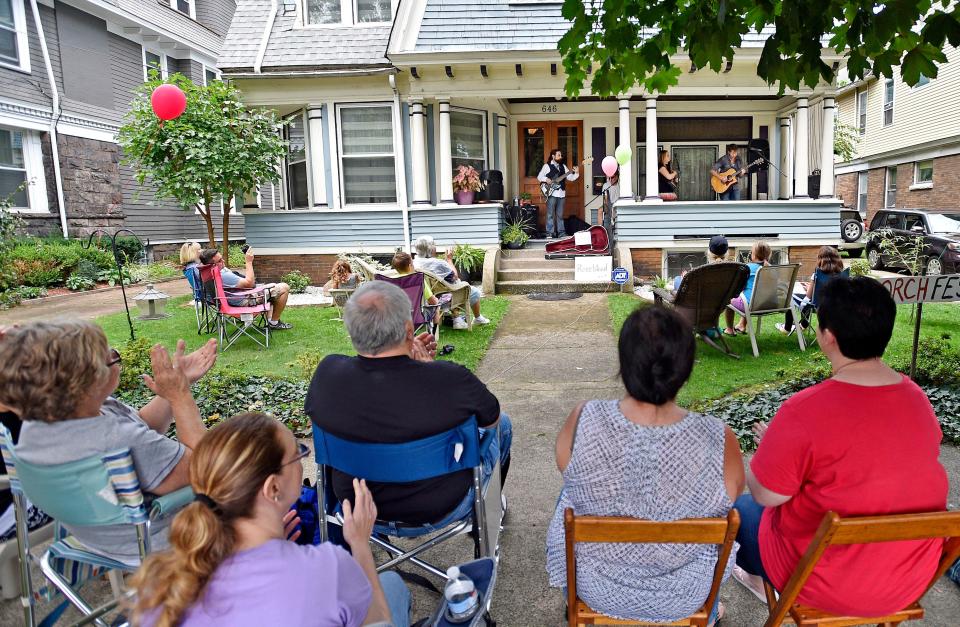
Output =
[
  {"x1": 575, "y1": 256, "x2": 612, "y2": 282},
  {"x1": 574, "y1": 231, "x2": 592, "y2": 246},
  {"x1": 879, "y1": 274, "x2": 960, "y2": 305}
]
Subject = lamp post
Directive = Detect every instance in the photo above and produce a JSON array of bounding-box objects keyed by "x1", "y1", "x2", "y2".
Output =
[{"x1": 134, "y1": 284, "x2": 170, "y2": 320}]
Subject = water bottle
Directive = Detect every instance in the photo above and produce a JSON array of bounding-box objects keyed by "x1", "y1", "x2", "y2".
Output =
[{"x1": 443, "y1": 566, "x2": 480, "y2": 623}]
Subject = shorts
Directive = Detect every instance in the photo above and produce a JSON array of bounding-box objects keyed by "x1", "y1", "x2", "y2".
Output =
[{"x1": 730, "y1": 296, "x2": 746, "y2": 313}]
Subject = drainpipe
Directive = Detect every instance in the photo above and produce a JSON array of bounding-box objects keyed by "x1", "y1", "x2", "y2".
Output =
[
  {"x1": 254, "y1": 0, "x2": 279, "y2": 74},
  {"x1": 389, "y1": 73, "x2": 412, "y2": 253},
  {"x1": 29, "y1": 0, "x2": 68, "y2": 237}
]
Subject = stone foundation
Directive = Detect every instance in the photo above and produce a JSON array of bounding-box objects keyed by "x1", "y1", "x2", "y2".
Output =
[{"x1": 254, "y1": 254, "x2": 340, "y2": 285}]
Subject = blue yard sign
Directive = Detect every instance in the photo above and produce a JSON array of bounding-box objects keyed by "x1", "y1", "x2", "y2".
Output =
[{"x1": 611, "y1": 267, "x2": 629, "y2": 285}]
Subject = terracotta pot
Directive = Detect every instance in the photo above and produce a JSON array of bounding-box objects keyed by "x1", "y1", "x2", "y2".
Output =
[{"x1": 454, "y1": 190, "x2": 476, "y2": 205}]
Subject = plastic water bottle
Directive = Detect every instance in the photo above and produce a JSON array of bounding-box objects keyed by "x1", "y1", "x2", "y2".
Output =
[{"x1": 443, "y1": 566, "x2": 480, "y2": 623}]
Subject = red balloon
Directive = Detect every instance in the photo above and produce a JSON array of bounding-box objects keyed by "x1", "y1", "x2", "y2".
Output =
[{"x1": 151, "y1": 84, "x2": 187, "y2": 121}]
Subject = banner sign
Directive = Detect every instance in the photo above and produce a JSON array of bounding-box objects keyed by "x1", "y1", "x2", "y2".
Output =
[
  {"x1": 879, "y1": 274, "x2": 960, "y2": 305},
  {"x1": 575, "y1": 256, "x2": 612, "y2": 282}
]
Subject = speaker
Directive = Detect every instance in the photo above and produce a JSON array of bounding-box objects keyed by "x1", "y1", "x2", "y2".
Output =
[
  {"x1": 478, "y1": 169, "x2": 504, "y2": 201},
  {"x1": 747, "y1": 138, "x2": 770, "y2": 170}
]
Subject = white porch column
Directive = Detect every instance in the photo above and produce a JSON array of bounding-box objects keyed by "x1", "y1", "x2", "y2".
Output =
[
  {"x1": 644, "y1": 98, "x2": 660, "y2": 201},
  {"x1": 617, "y1": 97, "x2": 633, "y2": 199},
  {"x1": 819, "y1": 96, "x2": 836, "y2": 198},
  {"x1": 794, "y1": 97, "x2": 810, "y2": 198},
  {"x1": 408, "y1": 100, "x2": 430, "y2": 204},
  {"x1": 497, "y1": 114, "x2": 508, "y2": 186},
  {"x1": 438, "y1": 99, "x2": 454, "y2": 203},
  {"x1": 306, "y1": 106, "x2": 327, "y2": 207},
  {"x1": 778, "y1": 117, "x2": 792, "y2": 199}
]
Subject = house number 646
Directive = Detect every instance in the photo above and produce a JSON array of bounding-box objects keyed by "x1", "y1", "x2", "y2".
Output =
[{"x1": 541, "y1": 105, "x2": 558, "y2": 113}]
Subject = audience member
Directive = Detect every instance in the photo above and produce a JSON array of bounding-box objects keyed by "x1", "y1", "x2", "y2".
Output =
[
  {"x1": 130, "y1": 412, "x2": 410, "y2": 627},
  {"x1": 724, "y1": 241, "x2": 771, "y2": 336},
  {"x1": 546, "y1": 306, "x2": 744, "y2": 625},
  {"x1": 673, "y1": 235, "x2": 731, "y2": 291},
  {"x1": 0, "y1": 321, "x2": 217, "y2": 565},
  {"x1": 391, "y1": 251, "x2": 441, "y2": 324},
  {"x1": 305, "y1": 281, "x2": 510, "y2": 528},
  {"x1": 733, "y1": 277, "x2": 948, "y2": 616},
  {"x1": 776, "y1": 245, "x2": 845, "y2": 335},
  {"x1": 322, "y1": 259, "x2": 358, "y2": 296},
  {"x1": 412, "y1": 235, "x2": 490, "y2": 329},
  {"x1": 180, "y1": 241, "x2": 201, "y2": 270},
  {"x1": 198, "y1": 248, "x2": 292, "y2": 330},
  {"x1": 0, "y1": 406, "x2": 51, "y2": 542}
]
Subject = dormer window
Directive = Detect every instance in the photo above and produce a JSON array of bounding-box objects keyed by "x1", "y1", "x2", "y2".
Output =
[
  {"x1": 170, "y1": 0, "x2": 196, "y2": 19},
  {"x1": 306, "y1": 0, "x2": 340, "y2": 24},
  {"x1": 357, "y1": 0, "x2": 390, "y2": 23},
  {"x1": 304, "y1": 0, "x2": 393, "y2": 25}
]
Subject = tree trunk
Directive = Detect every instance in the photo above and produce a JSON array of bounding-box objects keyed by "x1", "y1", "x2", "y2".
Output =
[
  {"x1": 221, "y1": 198, "x2": 231, "y2": 253},
  {"x1": 199, "y1": 198, "x2": 216, "y2": 248}
]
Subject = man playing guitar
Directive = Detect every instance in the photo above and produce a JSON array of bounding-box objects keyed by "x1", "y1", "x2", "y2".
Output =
[
  {"x1": 711, "y1": 144, "x2": 747, "y2": 200},
  {"x1": 537, "y1": 148, "x2": 580, "y2": 239}
]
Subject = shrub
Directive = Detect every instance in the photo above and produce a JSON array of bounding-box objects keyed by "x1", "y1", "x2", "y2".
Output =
[
  {"x1": 112, "y1": 236, "x2": 145, "y2": 263},
  {"x1": 12, "y1": 259, "x2": 61, "y2": 287},
  {"x1": 283, "y1": 270, "x2": 310, "y2": 294},
  {"x1": 144, "y1": 261, "x2": 181, "y2": 281},
  {"x1": 117, "y1": 337, "x2": 155, "y2": 393},
  {"x1": 75, "y1": 259, "x2": 101, "y2": 282},
  {"x1": 451, "y1": 244, "x2": 486, "y2": 275},
  {"x1": 849, "y1": 259, "x2": 871, "y2": 277},
  {"x1": 288, "y1": 349, "x2": 327, "y2": 380},
  {"x1": 889, "y1": 335, "x2": 960, "y2": 386},
  {"x1": 0, "y1": 289, "x2": 21, "y2": 310},
  {"x1": 66, "y1": 273, "x2": 96, "y2": 291}
]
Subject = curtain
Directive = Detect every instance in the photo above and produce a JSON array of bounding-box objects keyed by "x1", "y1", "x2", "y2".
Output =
[
  {"x1": 451, "y1": 110, "x2": 485, "y2": 171},
  {"x1": 672, "y1": 146, "x2": 717, "y2": 201}
]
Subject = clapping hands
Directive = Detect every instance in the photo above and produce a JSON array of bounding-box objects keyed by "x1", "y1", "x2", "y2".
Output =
[
  {"x1": 411, "y1": 332, "x2": 438, "y2": 362},
  {"x1": 141, "y1": 339, "x2": 218, "y2": 400},
  {"x1": 342, "y1": 479, "x2": 377, "y2": 550}
]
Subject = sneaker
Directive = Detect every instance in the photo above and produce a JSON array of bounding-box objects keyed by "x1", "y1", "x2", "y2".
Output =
[
  {"x1": 474, "y1": 315, "x2": 490, "y2": 325},
  {"x1": 452, "y1": 316, "x2": 468, "y2": 330},
  {"x1": 268, "y1": 320, "x2": 292, "y2": 330},
  {"x1": 775, "y1": 322, "x2": 793, "y2": 336}
]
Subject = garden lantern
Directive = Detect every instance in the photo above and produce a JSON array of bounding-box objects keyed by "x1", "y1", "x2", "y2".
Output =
[{"x1": 134, "y1": 284, "x2": 170, "y2": 320}]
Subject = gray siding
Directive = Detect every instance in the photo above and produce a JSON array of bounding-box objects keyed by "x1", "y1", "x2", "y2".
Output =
[
  {"x1": 57, "y1": 4, "x2": 113, "y2": 110},
  {"x1": 409, "y1": 205, "x2": 501, "y2": 246},
  {"x1": 0, "y1": 3, "x2": 60, "y2": 109},
  {"x1": 416, "y1": 0, "x2": 568, "y2": 52},
  {"x1": 244, "y1": 211, "x2": 405, "y2": 248},
  {"x1": 195, "y1": 0, "x2": 237, "y2": 38},
  {"x1": 110, "y1": 33, "x2": 142, "y2": 121}
]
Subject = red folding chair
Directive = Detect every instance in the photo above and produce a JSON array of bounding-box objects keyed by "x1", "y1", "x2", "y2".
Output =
[
  {"x1": 198, "y1": 263, "x2": 273, "y2": 351},
  {"x1": 374, "y1": 272, "x2": 440, "y2": 340}
]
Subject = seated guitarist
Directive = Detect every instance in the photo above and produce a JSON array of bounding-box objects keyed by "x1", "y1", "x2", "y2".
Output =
[
  {"x1": 537, "y1": 148, "x2": 580, "y2": 239},
  {"x1": 711, "y1": 144, "x2": 746, "y2": 201}
]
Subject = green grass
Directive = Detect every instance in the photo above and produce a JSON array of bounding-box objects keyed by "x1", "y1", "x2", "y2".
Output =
[
  {"x1": 96, "y1": 295, "x2": 510, "y2": 378},
  {"x1": 608, "y1": 294, "x2": 960, "y2": 407}
]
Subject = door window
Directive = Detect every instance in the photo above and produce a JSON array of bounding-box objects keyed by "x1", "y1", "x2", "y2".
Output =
[
  {"x1": 522, "y1": 127, "x2": 545, "y2": 178},
  {"x1": 883, "y1": 213, "x2": 905, "y2": 231},
  {"x1": 903, "y1": 214, "x2": 925, "y2": 233}
]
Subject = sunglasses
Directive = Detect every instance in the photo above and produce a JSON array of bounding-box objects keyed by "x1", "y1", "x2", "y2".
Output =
[
  {"x1": 106, "y1": 348, "x2": 122, "y2": 368},
  {"x1": 281, "y1": 442, "x2": 311, "y2": 468}
]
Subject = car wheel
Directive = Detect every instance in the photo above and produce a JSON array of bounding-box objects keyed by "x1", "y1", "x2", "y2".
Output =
[
  {"x1": 926, "y1": 257, "x2": 944, "y2": 276},
  {"x1": 867, "y1": 247, "x2": 884, "y2": 270},
  {"x1": 846, "y1": 247, "x2": 863, "y2": 258},
  {"x1": 841, "y1": 219, "x2": 864, "y2": 243}
]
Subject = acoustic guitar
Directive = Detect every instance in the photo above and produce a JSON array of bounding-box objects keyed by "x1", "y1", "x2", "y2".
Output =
[
  {"x1": 710, "y1": 157, "x2": 764, "y2": 194},
  {"x1": 539, "y1": 157, "x2": 594, "y2": 199}
]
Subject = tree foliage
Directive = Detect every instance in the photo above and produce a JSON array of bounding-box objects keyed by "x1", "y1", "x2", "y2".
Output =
[
  {"x1": 834, "y1": 118, "x2": 859, "y2": 162},
  {"x1": 118, "y1": 74, "x2": 286, "y2": 249},
  {"x1": 560, "y1": 0, "x2": 960, "y2": 97}
]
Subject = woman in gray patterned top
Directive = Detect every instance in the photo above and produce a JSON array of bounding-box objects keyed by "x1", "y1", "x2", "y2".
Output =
[{"x1": 546, "y1": 306, "x2": 744, "y2": 625}]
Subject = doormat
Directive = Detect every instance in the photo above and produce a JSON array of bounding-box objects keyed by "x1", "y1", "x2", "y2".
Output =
[{"x1": 527, "y1": 292, "x2": 583, "y2": 301}]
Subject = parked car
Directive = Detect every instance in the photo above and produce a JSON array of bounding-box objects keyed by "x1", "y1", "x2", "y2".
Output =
[
  {"x1": 865, "y1": 208, "x2": 960, "y2": 275},
  {"x1": 839, "y1": 208, "x2": 865, "y2": 257}
]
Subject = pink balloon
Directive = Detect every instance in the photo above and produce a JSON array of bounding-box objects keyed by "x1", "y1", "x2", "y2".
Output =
[
  {"x1": 151, "y1": 84, "x2": 187, "y2": 121},
  {"x1": 601, "y1": 155, "x2": 619, "y2": 178}
]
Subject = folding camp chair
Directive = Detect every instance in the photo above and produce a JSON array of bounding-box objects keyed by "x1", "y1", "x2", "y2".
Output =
[
  {"x1": 198, "y1": 262, "x2": 273, "y2": 351},
  {"x1": 0, "y1": 474, "x2": 53, "y2": 601},
  {"x1": 795, "y1": 268, "x2": 850, "y2": 345},
  {"x1": 313, "y1": 417, "x2": 503, "y2": 581},
  {"x1": 375, "y1": 272, "x2": 441, "y2": 339},
  {"x1": 329, "y1": 287, "x2": 355, "y2": 322},
  {"x1": 0, "y1": 423, "x2": 193, "y2": 627},
  {"x1": 563, "y1": 508, "x2": 740, "y2": 626},
  {"x1": 653, "y1": 262, "x2": 750, "y2": 358},
  {"x1": 727, "y1": 264, "x2": 806, "y2": 358},
  {"x1": 183, "y1": 266, "x2": 215, "y2": 334},
  {"x1": 763, "y1": 510, "x2": 960, "y2": 626}
]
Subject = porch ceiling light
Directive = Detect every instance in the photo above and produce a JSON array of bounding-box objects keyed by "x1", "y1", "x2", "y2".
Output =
[
  {"x1": 515, "y1": 64, "x2": 523, "y2": 76},
  {"x1": 526, "y1": 127, "x2": 538, "y2": 135},
  {"x1": 445, "y1": 65, "x2": 454, "y2": 78}
]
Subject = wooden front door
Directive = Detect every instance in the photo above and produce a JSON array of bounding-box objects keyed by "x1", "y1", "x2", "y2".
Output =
[{"x1": 518, "y1": 120, "x2": 584, "y2": 232}]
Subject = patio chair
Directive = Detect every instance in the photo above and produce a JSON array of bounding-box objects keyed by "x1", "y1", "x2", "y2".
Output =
[
  {"x1": 0, "y1": 423, "x2": 193, "y2": 627},
  {"x1": 653, "y1": 262, "x2": 750, "y2": 358},
  {"x1": 762, "y1": 510, "x2": 960, "y2": 627},
  {"x1": 375, "y1": 272, "x2": 441, "y2": 339},
  {"x1": 0, "y1": 475, "x2": 54, "y2": 602},
  {"x1": 421, "y1": 267, "x2": 474, "y2": 331},
  {"x1": 198, "y1": 262, "x2": 273, "y2": 351},
  {"x1": 727, "y1": 264, "x2": 806, "y2": 358},
  {"x1": 313, "y1": 416, "x2": 503, "y2": 581},
  {"x1": 563, "y1": 508, "x2": 740, "y2": 626},
  {"x1": 329, "y1": 287, "x2": 356, "y2": 322},
  {"x1": 183, "y1": 266, "x2": 215, "y2": 334}
]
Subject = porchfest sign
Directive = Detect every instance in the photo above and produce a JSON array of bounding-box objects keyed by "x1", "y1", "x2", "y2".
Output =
[{"x1": 878, "y1": 274, "x2": 960, "y2": 304}]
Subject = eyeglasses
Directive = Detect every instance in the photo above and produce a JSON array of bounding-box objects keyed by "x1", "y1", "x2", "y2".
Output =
[
  {"x1": 281, "y1": 442, "x2": 311, "y2": 468},
  {"x1": 106, "y1": 348, "x2": 122, "y2": 368}
]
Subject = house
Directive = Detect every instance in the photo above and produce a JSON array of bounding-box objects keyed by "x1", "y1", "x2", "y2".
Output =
[
  {"x1": 218, "y1": 0, "x2": 844, "y2": 291},
  {"x1": 835, "y1": 45, "x2": 960, "y2": 226},
  {"x1": 1, "y1": 0, "x2": 240, "y2": 253}
]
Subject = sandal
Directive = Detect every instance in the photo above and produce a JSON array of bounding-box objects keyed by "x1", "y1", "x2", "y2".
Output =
[
  {"x1": 732, "y1": 565, "x2": 767, "y2": 603},
  {"x1": 707, "y1": 601, "x2": 725, "y2": 627},
  {"x1": 722, "y1": 329, "x2": 738, "y2": 337}
]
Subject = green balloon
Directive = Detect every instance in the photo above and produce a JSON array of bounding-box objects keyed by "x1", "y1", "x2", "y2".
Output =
[{"x1": 615, "y1": 144, "x2": 632, "y2": 165}]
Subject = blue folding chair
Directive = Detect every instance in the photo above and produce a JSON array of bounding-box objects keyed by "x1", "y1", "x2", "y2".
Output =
[
  {"x1": 184, "y1": 266, "x2": 214, "y2": 334},
  {"x1": 0, "y1": 424, "x2": 193, "y2": 627},
  {"x1": 313, "y1": 417, "x2": 502, "y2": 580},
  {"x1": 797, "y1": 267, "x2": 850, "y2": 344}
]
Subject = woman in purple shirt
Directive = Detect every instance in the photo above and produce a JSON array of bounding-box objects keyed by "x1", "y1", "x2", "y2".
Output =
[{"x1": 130, "y1": 412, "x2": 410, "y2": 627}]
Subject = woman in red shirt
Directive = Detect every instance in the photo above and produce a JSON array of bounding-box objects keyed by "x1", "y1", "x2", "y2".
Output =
[{"x1": 733, "y1": 277, "x2": 948, "y2": 616}]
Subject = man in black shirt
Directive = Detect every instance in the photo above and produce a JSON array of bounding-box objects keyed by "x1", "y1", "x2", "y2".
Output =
[{"x1": 305, "y1": 281, "x2": 511, "y2": 526}]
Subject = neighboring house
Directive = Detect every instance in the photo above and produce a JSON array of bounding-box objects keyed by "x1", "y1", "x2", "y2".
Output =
[
  {"x1": 835, "y1": 45, "x2": 960, "y2": 226},
  {"x1": 1, "y1": 0, "x2": 240, "y2": 251},
  {"x1": 219, "y1": 0, "x2": 844, "y2": 288}
]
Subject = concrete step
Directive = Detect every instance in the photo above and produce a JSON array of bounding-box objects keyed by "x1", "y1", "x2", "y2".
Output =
[
  {"x1": 496, "y1": 280, "x2": 613, "y2": 295},
  {"x1": 499, "y1": 247, "x2": 553, "y2": 260},
  {"x1": 499, "y1": 257, "x2": 575, "y2": 270},
  {"x1": 497, "y1": 268, "x2": 576, "y2": 282}
]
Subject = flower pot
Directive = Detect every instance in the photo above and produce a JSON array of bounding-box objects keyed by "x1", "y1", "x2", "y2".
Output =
[
  {"x1": 504, "y1": 241, "x2": 523, "y2": 250},
  {"x1": 454, "y1": 190, "x2": 476, "y2": 205}
]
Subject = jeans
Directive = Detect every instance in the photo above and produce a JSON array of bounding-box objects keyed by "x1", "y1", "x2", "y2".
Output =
[
  {"x1": 379, "y1": 571, "x2": 411, "y2": 627},
  {"x1": 719, "y1": 186, "x2": 740, "y2": 201},
  {"x1": 733, "y1": 494, "x2": 771, "y2": 582},
  {"x1": 375, "y1": 414, "x2": 513, "y2": 538},
  {"x1": 546, "y1": 196, "x2": 566, "y2": 236}
]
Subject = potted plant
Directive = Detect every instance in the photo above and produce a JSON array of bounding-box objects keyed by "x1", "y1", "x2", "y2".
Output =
[
  {"x1": 519, "y1": 191, "x2": 532, "y2": 203},
  {"x1": 450, "y1": 243, "x2": 486, "y2": 283},
  {"x1": 452, "y1": 165, "x2": 481, "y2": 205},
  {"x1": 501, "y1": 216, "x2": 531, "y2": 250}
]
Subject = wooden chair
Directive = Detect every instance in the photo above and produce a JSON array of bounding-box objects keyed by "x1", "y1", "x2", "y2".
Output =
[
  {"x1": 763, "y1": 510, "x2": 960, "y2": 627},
  {"x1": 564, "y1": 508, "x2": 740, "y2": 626}
]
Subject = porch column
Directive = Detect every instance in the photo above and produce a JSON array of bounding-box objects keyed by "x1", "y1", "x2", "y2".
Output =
[
  {"x1": 819, "y1": 96, "x2": 836, "y2": 197},
  {"x1": 794, "y1": 97, "x2": 810, "y2": 198},
  {"x1": 617, "y1": 97, "x2": 633, "y2": 198},
  {"x1": 778, "y1": 117, "x2": 792, "y2": 199},
  {"x1": 644, "y1": 98, "x2": 660, "y2": 201},
  {"x1": 497, "y1": 115, "x2": 508, "y2": 190},
  {"x1": 438, "y1": 99, "x2": 455, "y2": 203},
  {"x1": 409, "y1": 100, "x2": 430, "y2": 204},
  {"x1": 306, "y1": 106, "x2": 327, "y2": 207}
]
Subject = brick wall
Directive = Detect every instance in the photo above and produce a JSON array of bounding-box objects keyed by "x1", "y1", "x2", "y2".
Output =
[
  {"x1": 894, "y1": 154, "x2": 960, "y2": 211},
  {"x1": 254, "y1": 254, "x2": 339, "y2": 285},
  {"x1": 630, "y1": 248, "x2": 662, "y2": 278},
  {"x1": 789, "y1": 246, "x2": 821, "y2": 276},
  {"x1": 835, "y1": 173, "x2": 857, "y2": 209},
  {"x1": 866, "y1": 168, "x2": 887, "y2": 225}
]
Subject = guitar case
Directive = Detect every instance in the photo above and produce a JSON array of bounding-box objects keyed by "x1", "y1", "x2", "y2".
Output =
[
  {"x1": 564, "y1": 216, "x2": 591, "y2": 236},
  {"x1": 544, "y1": 225, "x2": 610, "y2": 259}
]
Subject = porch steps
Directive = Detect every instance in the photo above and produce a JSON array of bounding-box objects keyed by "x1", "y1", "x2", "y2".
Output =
[{"x1": 495, "y1": 246, "x2": 611, "y2": 295}]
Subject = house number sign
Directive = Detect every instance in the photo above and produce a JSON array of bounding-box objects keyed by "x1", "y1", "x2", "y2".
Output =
[{"x1": 541, "y1": 104, "x2": 559, "y2": 113}]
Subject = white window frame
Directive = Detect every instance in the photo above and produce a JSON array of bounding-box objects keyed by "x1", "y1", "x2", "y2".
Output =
[
  {"x1": 449, "y1": 106, "x2": 488, "y2": 173},
  {"x1": 202, "y1": 65, "x2": 221, "y2": 85},
  {"x1": 335, "y1": 102, "x2": 397, "y2": 207},
  {"x1": 911, "y1": 159, "x2": 933, "y2": 189},
  {"x1": 857, "y1": 171, "x2": 868, "y2": 215},
  {"x1": 300, "y1": 0, "x2": 395, "y2": 26},
  {"x1": 0, "y1": 0, "x2": 30, "y2": 73},
  {"x1": 0, "y1": 125, "x2": 49, "y2": 214},
  {"x1": 283, "y1": 110, "x2": 310, "y2": 209},
  {"x1": 856, "y1": 90, "x2": 867, "y2": 135},
  {"x1": 142, "y1": 47, "x2": 168, "y2": 80},
  {"x1": 882, "y1": 78, "x2": 894, "y2": 127},
  {"x1": 885, "y1": 166, "x2": 897, "y2": 208},
  {"x1": 169, "y1": 0, "x2": 196, "y2": 19}
]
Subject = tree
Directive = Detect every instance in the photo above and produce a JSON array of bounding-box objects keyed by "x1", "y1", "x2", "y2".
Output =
[
  {"x1": 118, "y1": 73, "x2": 286, "y2": 249},
  {"x1": 559, "y1": 0, "x2": 960, "y2": 98},
  {"x1": 834, "y1": 118, "x2": 859, "y2": 162}
]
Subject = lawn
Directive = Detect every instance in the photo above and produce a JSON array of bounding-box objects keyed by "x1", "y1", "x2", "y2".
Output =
[
  {"x1": 96, "y1": 295, "x2": 510, "y2": 378},
  {"x1": 608, "y1": 293, "x2": 960, "y2": 407}
]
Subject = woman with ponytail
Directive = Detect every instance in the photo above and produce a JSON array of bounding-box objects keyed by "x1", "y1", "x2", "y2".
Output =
[{"x1": 130, "y1": 412, "x2": 411, "y2": 627}]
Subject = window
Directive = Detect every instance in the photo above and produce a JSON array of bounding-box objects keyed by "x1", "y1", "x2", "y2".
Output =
[
  {"x1": 0, "y1": 0, "x2": 29, "y2": 72},
  {"x1": 915, "y1": 74, "x2": 930, "y2": 88},
  {"x1": 903, "y1": 213, "x2": 925, "y2": 233},
  {"x1": 883, "y1": 78, "x2": 894, "y2": 126},
  {"x1": 450, "y1": 109, "x2": 487, "y2": 172},
  {"x1": 856, "y1": 90, "x2": 867, "y2": 135},
  {"x1": 885, "y1": 166, "x2": 897, "y2": 207},
  {"x1": 0, "y1": 126, "x2": 47, "y2": 212},
  {"x1": 914, "y1": 159, "x2": 933, "y2": 185},
  {"x1": 665, "y1": 251, "x2": 707, "y2": 286},
  {"x1": 338, "y1": 105, "x2": 396, "y2": 205},
  {"x1": 356, "y1": 0, "x2": 391, "y2": 22},
  {"x1": 857, "y1": 171, "x2": 868, "y2": 214},
  {"x1": 736, "y1": 248, "x2": 788, "y2": 266},
  {"x1": 143, "y1": 49, "x2": 168, "y2": 80},
  {"x1": 284, "y1": 113, "x2": 309, "y2": 208},
  {"x1": 203, "y1": 66, "x2": 220, "y2": 85},
  {"x1": 305, "y1": 0, "x2": 341, "y2": 24},
  {"x1": 170, "y1": 0, "x2": 196, "y2": 18}
]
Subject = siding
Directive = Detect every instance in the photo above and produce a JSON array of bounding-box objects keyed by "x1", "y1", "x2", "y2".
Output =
[
  {"x1": 244, "y1": 211, "x2": 405, "y2": 248},
  {"x1": 408, "y1": 205, "x2": 501, "y2": 246},
  {"x1": 195, "y1": 0, "x2": 237, "y2": 38},
  {"x1": 0, "y1": 3, "x2": 61, "y2": 109}
]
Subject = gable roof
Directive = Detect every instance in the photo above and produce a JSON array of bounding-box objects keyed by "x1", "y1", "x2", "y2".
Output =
[{"x1": 415, "y1": 0, "x2": 568, "y2": 52}]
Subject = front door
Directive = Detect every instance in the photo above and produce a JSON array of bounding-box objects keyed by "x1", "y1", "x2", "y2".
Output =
[{"x1": 518, "y1": 121, "x2": 584, "y2": 232}]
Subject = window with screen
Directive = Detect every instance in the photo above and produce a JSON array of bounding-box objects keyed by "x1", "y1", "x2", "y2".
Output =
[
  {"x1": 857, "y1": 172, "x2": 868, "y2": 214},
  {"x1": 143, "y1": 49, "x2": 167, "y2": 80},
  {"x1": 857, "y1": 90, "x2": 867, "y2": 135},
  {"x1": 0, "y1": 127, "x2": 27, "y2": 208},
  {"x1": 915, "y1": 160, "x2": 933, "y2": 184},
  {"x1": 666, "y1": 251, "x2": 707, "y2": 286},
  {"x1": 885, "y1": 166, "x2": 897, "y2": 207},
  {"x1": 171, "y1": 0, "x2": 195, "y2": 18},
  {"x1": 338, "y1": 105, "x2": 397, "y2": 205},
  {"x1": 883, "y1": 79, "x2": 894, "y2": 126},
  {"x1": 284, "y1": 113, "x2": 309, "y2": 208},
  {"x1": 0, "y1": 0, "x2": 28, "y2": 71},
  {"x1": 450, "y1": 109, "x2": 487, "y2": 172}
]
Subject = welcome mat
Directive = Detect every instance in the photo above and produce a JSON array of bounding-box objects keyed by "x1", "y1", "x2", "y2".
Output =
[{"x1": 527, "y1": 292, "x2": 583, "y2": 301}]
